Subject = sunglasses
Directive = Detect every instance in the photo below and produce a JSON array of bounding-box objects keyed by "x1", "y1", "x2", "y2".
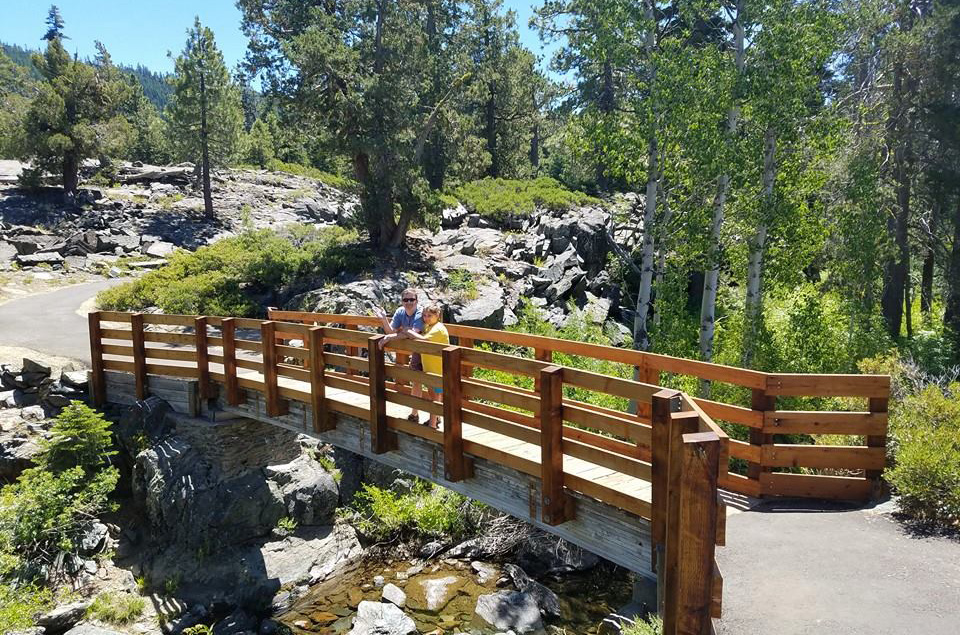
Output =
[{"x1": 402, "y1": 298, "x2": 417, "y2": 303}]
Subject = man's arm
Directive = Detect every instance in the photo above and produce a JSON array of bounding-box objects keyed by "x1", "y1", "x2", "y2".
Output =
[{"x1": 373, "y1": 306, "x2": 397, "y2": 334}]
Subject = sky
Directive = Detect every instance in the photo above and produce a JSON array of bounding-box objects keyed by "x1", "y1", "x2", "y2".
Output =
[{"x1": 0, "y1": 1, "x2": 558, "y2": 75}]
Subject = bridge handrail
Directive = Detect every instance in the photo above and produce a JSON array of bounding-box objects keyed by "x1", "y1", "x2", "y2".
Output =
[{"x1": 267, "y1": 309, "x2": 891, "y2": 501}]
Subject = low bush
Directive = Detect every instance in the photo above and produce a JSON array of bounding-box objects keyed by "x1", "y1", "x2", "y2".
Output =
[
  {"x1": 86, "y1": 592, "x2": 146, "y2": 625},
  {"x1": 884, "y1": 382, "x2": 960, "y2": 525},
  {"x1": 454, "y1": 177, "x2": 599, "y2": 221},
  {"x1": 622, "y1": 615, "x2": 663, "y2": 635},
  {"x1": 0, "y1": 584, "x2": 53, "y2": 632},
  {"x1": 97, "y1": 226, "x2": 371, "y2": 317},
  {"x1": 349, "y1": 481, "x2": 482, "y2": 542}
]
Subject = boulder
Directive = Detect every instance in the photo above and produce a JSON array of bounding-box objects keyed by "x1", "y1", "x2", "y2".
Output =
[
  {"x1": 97, "y1": 234, "x2": 140, "y2": 253},
  {"x1": 441, "y1": 204, "x2": 469, "y2": 228},
  {"x1": 16, "y1": 252, "x2": 64, "y2": 266},
  {"x1": 63, "y1": 625, "x2": 125, "y2": 635},
  {"x1": 37, "y1": 601, "x2": 90, "y2": 632},
  {"x1": 213, "y1": 608, "x2": 259, "y2": 635},
  {"x1": 381, "y1": 583, "x2": 406, "y2": 608},
  {"x1": 0, "y1": 240, "x2": 16, "y2": 264},
  {"x1": 264, "y1": 454, "x2": 340, "y2": 526},
  {"x1": 514, "y1": 534, "x2": 599, "y2": 576},
  {"x1": 571, "y1": 207, "x2": 610, "y2": 273},
  {"x1": 452, "y1": 283, "x2": 505, "y2": 329},
  {"x1": 474, "y1": 591, "x2": 543, "y2": 633},
  {"x1": 405, "y1": 575, "x2": 463, "y2": 613},
  {"x1": 503, "y1": 563, "x2": 560, "y2": 617},
  {"x1": 145, "y1": 241, "x2": 176, "y2": 257},
  {"x1": 349, "y1": 601, "x2": 416, "y2": 635}
]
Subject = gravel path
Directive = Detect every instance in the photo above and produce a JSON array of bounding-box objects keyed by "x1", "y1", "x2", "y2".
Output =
[
  {"x1": 716, "y1": 498, "x2": 960, "y2": 634},
  {"x1": 0, "y1": 279, "x2": 128, "y2": 363}
]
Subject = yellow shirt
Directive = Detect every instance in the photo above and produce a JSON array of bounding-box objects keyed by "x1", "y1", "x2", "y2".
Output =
[{"x1": 421, "y1": 323, "x2": 450, "y2": 376}]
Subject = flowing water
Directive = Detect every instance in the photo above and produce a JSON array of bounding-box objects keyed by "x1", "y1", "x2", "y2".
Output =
[{"x1": 279, "y1": 557, "x2": 634, "y2": 634}]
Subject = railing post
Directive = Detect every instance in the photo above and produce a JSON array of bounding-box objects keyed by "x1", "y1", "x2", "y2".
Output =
[
  {"x1": 261, "y1": 321, "x2": 288, "y2": 417},
  {"x1": 662, "y1": 410, "x2": 702, "y2": 626},
  {"x1": 346, "y1": 324, "x2": 360, "y2": 376},
  {"x1": 442, "y1": 346, "x2": 468, "y2": 482},
  {"x1": 309, "y1": 326, "x2": 330, "y2": 432},
  {"x1": 222, "y1": 318, "x2": 241, "y2": 405},
  {"x1": 867, "y1": 396, "x2": 888, "y2": 498},
  {"x1": 651, "y1": 389, "x2": 682, "y2": 568},
  {"x1": 194, "y1": 317, "x2": 209, "y2": 401},
  {"x1": 367, "y1": 334, "x2": 392, "y2": 454},
  {"x1": 533, "y1": 347, "x2": 552, "y2": 392},
  {"x1": 539, "y1": 365, "x2": 571, "y2": 525},
  {"x1": 749, "y1": 387, "x2": 775, "y2": 493},
  {"x1": 130, "y1": 312, "x2": 147, "y2": 400},
  {"x1": 459, "y1": 337, "x2": 474, "y2": 377},
  {"x1": 87, "y1": 311, "x2": 106, "y2": 407},
  {"x1": 669, "y1": 430, "x2": 721, "y2": 635}
]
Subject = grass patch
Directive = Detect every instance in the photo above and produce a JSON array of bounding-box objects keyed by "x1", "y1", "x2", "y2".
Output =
[
  {"x1": 86, "y1": 592, "x2": 146, "y2": 625},
  {"x1": 96, "y1": 225, "x2": 372, "y2": 317},
  {"x1": 0, "y1": 584, "x2": 54, "y2": 632},
  {"x1": 622, "y1": 615, "x2": 663, "y2": 635},
  {"x1": 444, "y1": 270, "x2": 480, "y2": 302},
  {"x1": 349, "y1": 481, "x2": 482, "y2": 542},
  {"x1": 264, "y1": 159, "x2": 358, "y2": 193},
  {"x1": 454, "y1": 177, "x2": 598, "y2": 221}
]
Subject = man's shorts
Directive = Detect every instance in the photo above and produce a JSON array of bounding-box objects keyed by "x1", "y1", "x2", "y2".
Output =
[{"x1": 410, "y1": 353, "x2": 423, "y2": 371}]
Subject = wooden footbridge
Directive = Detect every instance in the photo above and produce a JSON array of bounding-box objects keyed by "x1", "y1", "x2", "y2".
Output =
[{"x1": 88, "y1": 309, "x2": 890, "y2": 635}]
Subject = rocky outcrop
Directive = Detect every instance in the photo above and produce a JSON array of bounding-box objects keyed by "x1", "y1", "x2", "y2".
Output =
[
  {"x1": 349, "y1": 601, "x2": 416, "y2": 635},
  {"x1": 474, "y1": 590, "x2": 543, "y2": 633}
]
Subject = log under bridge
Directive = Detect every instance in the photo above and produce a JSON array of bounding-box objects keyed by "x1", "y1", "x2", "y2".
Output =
[{"x1": 88, "y1": 309, "x2": 890, "y2": 635}]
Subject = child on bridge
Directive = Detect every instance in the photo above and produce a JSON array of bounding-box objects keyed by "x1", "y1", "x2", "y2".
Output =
[{"x1": 402, "y1": 303, "x2": 449, "y2": 429}]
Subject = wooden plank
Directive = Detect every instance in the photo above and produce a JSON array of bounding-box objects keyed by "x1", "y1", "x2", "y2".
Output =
[
  {"x1": 101, "y1": 344, "x2": 134, "y2": 357},
  {"x1": 766, "y1": 373, "x2": 891, "y2": 398},
  {"x1": 276, "y1": 344, "x2": 309, "y2": 361},
  {"x1": 142, "y1": 347, "x2": 195, "y2": 362},
  {"x1": 728, "y1": 439, "x2": 761, "y2": 464},
  {"x1": 130, "y1": 313, "x2": 147, "y2": 400},
  {"x1": 461, "y1": 347, "x2": 546, "y2": 377},
  {"x1": 325, "y1": 374, "x2": 370, "y2": 396},
  {"x1": 276, "y1": 364, "x2": 310, "y2": 382},
  {"x1": 462, "y1": 379, "x2": 540, "y2": 413},
  {"x1": 712, "y1": 562, "x2": 723, "y2": 619},
  {"x1": 100, "y1": 327, "x2": 133, "y2": 340},
  {"x1": 368, "y1": 334, "x2": 392, "y2": 454},
  {"x1": 762, "y1": 410, "x2": 888, "y2": 435},
  {"x1": 324, "y1": 352, "x2": 368, "y2": 372},
  {"x1": 141, "y1": 313, "x2": 195, "y2": 326},
  {"x1": 97, "y1": 310, "x2": 132, "y2": 323},
  {"x1": 386, "y1": 364, "x2": 443, "y2": 390},
  {"x1": 385, "y1": 389, "x2": 444, "y2": 416},
  {"x1": 671, "y1": 431, "x2": 720, "y2": 635},
  {"x1": 144, "y1": 363, "x2": 203, "y2": 378},
  {"x1": 534, "y1": 347, "x2": 552, "y2": 391},
  {"x1": 761, "y1": 445, "x2": 886, "y2": 470},
  {"x1": 194, "y1": 317, "x2": 209, "y2": 400},
  {"x1": 458, "y1": 337, "x2": 475, "y2": 378},
  {"x1": 103, "y1": 359, "x2": 135, "y2": 373},
  {"x1": 143, "y1": 331, "x2": 195, "y2": 345},
  {"x1": 759, "y1": 472, "x2": 873, "y2": 500},
  {"x1": 222, "y1": 318, "x2": 241, "y2": 405},
  {"x1": 261, "y1": 321, "x2": 288, "y2": 417},
  {"x1": 88, "y1": 311, "x2": 106, "y2": 407},
  {"x1": 309, "y1": 327, "x2": 330, "y2": 432},
  {"x1": 236, "y1": 357, "x2": 264, "y2": 371},
  {"x1": 563, "y1": 437, "x2": 652, "y2": 481},
  {"x1": 563, "y1": 403, "x2": 651, "y2": 445},
  {"x1": 564, "y1": 367, "x2": 659, "y2": 402},
  {"x1": 443, "y1": 346, "x2": 467, "y2": 482},
  {"x1": 719, "y1": 472, "x2": 761, "y2": 498},
  {"x1": 715, "y1": 496, "x2": 726, "y2": 547},
  {"x1": 650, "y1": 389, "x2": 681, "y2": 569},
  {"x1": 462, "y1": 409, "x2": 541, "y2": 445},
  {"x1": 540, "y1": 365, "x2": 570, "y2": 525},
  {"x1": 695, "y1": 398, "x2": 763, "y2": 428},
  {"x1": 345, "y1": 324, "x2": 361, "y2": 377}
]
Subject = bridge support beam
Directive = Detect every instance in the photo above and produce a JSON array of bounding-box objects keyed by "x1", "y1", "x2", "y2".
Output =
[
  {"x1": 368, "y1": 335, "x2": 397, "y2": 454},
  {"x1": 261, "y1": 321, "x2": 289, "y2": 417},
  {"x1": 221, "y1": 318, "x2": 242, "y2": 406},
  {"x1": 442, "y1": 346, "x2": 472, "y2": 482},
  {"x1": 309, "y1": 326, "x2": 331, "y2": 432},
  {"x1": 194, "y1": 317, "x2": 210, "y2": 402}
]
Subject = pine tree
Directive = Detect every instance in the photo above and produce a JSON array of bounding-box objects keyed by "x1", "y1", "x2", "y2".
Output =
[
  {"x1": 166, "y1": 18, "x2": 243, "y2": 218},
  {"x1": 40, "y1": 401, "x2": 116, "y2": 476},
  {"x1": 244, "y1": 117, "x2": 275, "y2": 168},
  {"x1": 43, "y1": 5, "x2": 67, "y2": 42}
]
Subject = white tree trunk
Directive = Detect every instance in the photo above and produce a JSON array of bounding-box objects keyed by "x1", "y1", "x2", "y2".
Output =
[
  {"x1": 654, "y1": 178, "x2": 672, "y2": 329},
  {"x1": 699, "y1": 0, "x2": 744, "y2": 398},
  {"x1": 633, "y1": 0, "x2": 659, "y2": 353},
  {"x1": 742, "y1": 127, "x2": 776, "y2": 368}
]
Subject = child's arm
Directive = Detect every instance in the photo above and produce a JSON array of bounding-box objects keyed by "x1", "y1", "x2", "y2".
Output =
[{"x1": 378, "y1": 332, "x2": 399, "y2": 349}]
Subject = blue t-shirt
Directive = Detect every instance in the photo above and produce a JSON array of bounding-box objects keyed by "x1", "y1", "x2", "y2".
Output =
[{"x1": 391, "y1": 306, "x2": 423, "y2": 332}]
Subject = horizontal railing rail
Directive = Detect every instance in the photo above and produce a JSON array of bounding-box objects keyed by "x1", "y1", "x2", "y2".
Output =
[{"x1": 266, "y1": 309, "x2": 891, "y2": 501}]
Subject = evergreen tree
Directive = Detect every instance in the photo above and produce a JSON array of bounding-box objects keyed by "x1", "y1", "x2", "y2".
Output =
[
  {"x1": 0, "y1": 50, "x2": 34, "y2": 158},
  {"x1": 43, "y1": 5, "x2": 67, "y2": 42},
  {"x1": 166, "y1": 18, "x2": 243, "y2": 218},
  {"x1": 20, "y1": 31, "x2": 128, "y2": 196},
  {"x1": 244, "y1": 116, "x2": 275, "y2": 168}
]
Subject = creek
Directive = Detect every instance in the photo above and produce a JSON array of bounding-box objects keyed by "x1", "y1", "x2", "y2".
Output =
[{"x1": 279, "y1": 556, "x2": 633, "y2": 634}]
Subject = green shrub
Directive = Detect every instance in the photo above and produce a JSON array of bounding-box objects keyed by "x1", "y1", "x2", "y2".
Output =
[
  {"x1": 265, "y1": 159, "x2": 358, "y2": 192},
  {"x1": 350, "y1": 481, "x2": 480, "y2": 541},
  {"x1": 454, "y1": 177, "x2": 599, "y2": 221},
  {"x1": 622, "y1": 615, "x2": 663, "y2": 635},
  {"x1": 275, "y1": 517, "x2": 297, "y2": 532},
  {"x1": 0, "y1": 403, "x2": 119, "y2": 578},
  {"x1": 96, "y1": 226, "x2": 371, "y2": 317},
  {"x1": 884, "y1": 382, "x2": 960, "y2": 525},
  {"x1": 0, "y1": 584, "x2": 53, "y2": 632},
  {"x1": 86, "y1": 592, "x2": 146, "y2": 625}
]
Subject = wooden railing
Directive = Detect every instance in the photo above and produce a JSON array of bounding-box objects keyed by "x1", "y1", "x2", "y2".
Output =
[
  {"x1": 89, "y1": 309, "x2": 725, "y2": 634},
  {"x1": 268, "y1": 310, "x2": 891, "y2": 502}
]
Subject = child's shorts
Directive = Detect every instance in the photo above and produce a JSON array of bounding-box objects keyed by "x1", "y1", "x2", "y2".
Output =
[{"x1": 433, "y1": 387, "x2": 443, "y2": 394}]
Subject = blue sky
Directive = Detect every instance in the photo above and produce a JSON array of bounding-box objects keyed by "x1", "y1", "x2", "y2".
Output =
[{"x1": 0, "y1": 1, "x2": 556, "y2": 75}]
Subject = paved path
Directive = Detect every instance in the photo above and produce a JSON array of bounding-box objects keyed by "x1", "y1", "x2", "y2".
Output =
[
  {"x1": 0, "y1": 279, "x2": 128, "y2": 363},
  {"x1": 717, "y1": 498, "x2": 960, "y2": 634}
]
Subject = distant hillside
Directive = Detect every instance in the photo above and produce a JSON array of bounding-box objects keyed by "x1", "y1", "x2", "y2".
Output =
[{"x1": 1, "y1": 42, "x2": 173, "y2": 109}]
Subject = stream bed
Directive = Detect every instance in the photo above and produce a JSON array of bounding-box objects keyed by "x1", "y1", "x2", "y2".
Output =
[{"x1": 279, "y1": 557, "x2": 634, "y2": 633}]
